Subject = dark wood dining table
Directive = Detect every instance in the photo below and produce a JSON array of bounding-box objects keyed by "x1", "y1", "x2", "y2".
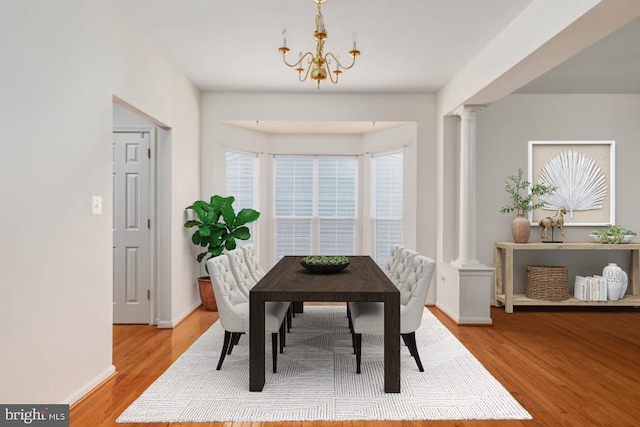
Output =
[{"x1": 249, "y1": 255, "x2": 401, "y2": 393}]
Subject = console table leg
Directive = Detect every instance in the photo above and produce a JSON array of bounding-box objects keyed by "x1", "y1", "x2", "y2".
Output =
[
  {"x1": 494, "y1": 246, "x2": 503, "y2": 306},
  {"x1": 631, "y1": 249, "x2": 639, "y2": 296},
  {"x1": 505, "y1": 248, "x2": 514, "y2": 313}
]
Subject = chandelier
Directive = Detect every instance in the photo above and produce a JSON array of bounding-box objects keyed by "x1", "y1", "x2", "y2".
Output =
[{"x1": 278, "y1": 0, "x2": 361, "y2": 89}]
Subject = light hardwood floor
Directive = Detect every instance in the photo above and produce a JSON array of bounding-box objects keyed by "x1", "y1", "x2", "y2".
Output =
[{"x1": 70, "y1": 305, "x2": 640, "y2": 427}]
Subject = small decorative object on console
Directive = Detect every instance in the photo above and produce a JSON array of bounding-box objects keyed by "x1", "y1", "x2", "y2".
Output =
[
  {"x1": 602, "y1": 263, "x2": 628, "y2": 301},
  {"x1": 589, "y1": 224, "x2": 636, "y2": 244},
  {"x1": 300, "y1": 255, "x2": 350, "y2": 274}
]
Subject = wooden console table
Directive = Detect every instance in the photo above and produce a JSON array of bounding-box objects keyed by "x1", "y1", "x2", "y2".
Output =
[{"x1": 494, "y1": 242, "x2": 640, "y2": 313}]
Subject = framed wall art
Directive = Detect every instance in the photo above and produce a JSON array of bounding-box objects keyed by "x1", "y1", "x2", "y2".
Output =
[{"x1": 527, "y1": 140, "x2": 615, "y2": 226}]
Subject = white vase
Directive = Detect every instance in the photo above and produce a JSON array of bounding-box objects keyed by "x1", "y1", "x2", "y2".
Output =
[{"x1": 602, "y1": 263, "x2": 628, "y2": 301}]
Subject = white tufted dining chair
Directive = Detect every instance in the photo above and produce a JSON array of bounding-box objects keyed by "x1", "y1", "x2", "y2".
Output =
[
  {"x1": 384, "y1": 243, "x2": 404, "y2": 277},
  {"x1": 226, "y1": 247, "x2": 258, "y2": 299},
  {"x1": 348, "y1": 254, "x2": 436, "y2": 373},
  {"x1": 207, "y1": 255, "x2": 288, "y2": 372},
  {"x1": 241, "y1": 244, "x2": 266, "y2": 282},
  {"x1": 227, "y1": 247, "x2": 293, "y2": 333},
  {"x1": 388, "y1": 247, "x2": 418, "y2": 286}
]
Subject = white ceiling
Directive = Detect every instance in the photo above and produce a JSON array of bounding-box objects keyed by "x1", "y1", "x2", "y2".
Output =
[
  {"x1": 112, "y1": 0, "x2": 534, "y2": 94},
  {"x1": 112, "y1": 0, "x2": 640, "y2": 135}
]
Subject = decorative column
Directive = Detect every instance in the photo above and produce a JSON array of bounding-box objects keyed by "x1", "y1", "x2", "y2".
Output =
[
  {"x1": 435, "y1": 104, "x2": 493, "y2": 325},
  {"x1": 453, "y1": 105, "x2": 485, "y2": 268}
]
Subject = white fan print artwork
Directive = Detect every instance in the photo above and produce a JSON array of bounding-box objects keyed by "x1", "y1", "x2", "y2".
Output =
[{"x1": 537, "y1": 150, "x2": 607, "y2": 219}]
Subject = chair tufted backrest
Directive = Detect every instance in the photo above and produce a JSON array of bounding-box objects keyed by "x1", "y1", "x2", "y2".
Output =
[
  {"x1": 241, "y1": 244, "x2": 266, "y2": 282},
  {"x1": 398, "y1": 254, "x2": 436, "y2": 333},
  {"x1": 206, "y1": 255, "x2": 249, "y2": 333},
  {"x1": 389, "y1": 247, "x2": 417, "y2": 286},
  {"x1": 226, "y1": 248, "x2": 257, "y2": 299},
  {"x1": 384, "y1": 244, "x2": 404, "y2": 276}
]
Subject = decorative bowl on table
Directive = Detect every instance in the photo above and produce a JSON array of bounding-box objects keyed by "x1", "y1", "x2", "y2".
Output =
[
  {"x1": 589, "y1": 225, "x2": 636, "y2": 244},
  {"x1": 300, "y1": 256, "x2": 350, "y2": 274},
  {"x1": 589, "y1": 234, "x2": 635, "y2": 244}
]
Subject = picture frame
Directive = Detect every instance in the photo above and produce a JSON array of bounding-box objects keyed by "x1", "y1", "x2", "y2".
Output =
[{"x1": 527, "y1": 140, "x2": 615, "y2": 226}]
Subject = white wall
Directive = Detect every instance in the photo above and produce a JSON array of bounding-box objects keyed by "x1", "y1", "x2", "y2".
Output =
[
  {"x1": 476, "y1": 94, "x2": 640, "y2": 292},
  {"x1": 0, "y1": 1, "x2": 200, "y2": 403}
]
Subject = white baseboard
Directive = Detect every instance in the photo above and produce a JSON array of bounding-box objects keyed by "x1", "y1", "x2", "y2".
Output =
[
  {"x1": 457, "y1": 316, "x2": 493, "y2": 325},
  {"x1": 64, "y1": 365, "x2": 115, "y2": 405},
  {"x1": 156, "y1": 301, "x2": 202, "y2": 329},
  {"x1": 435, "y1": 302, "x2": 492, "y2": 325}
]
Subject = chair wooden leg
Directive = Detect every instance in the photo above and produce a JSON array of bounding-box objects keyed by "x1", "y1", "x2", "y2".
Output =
[
  {"x1": 347, "y1": 304, "x2": 353, "y2": 333},
  {"x1": 228, "y1": 332, "x2": 242, "y2": 354},
  {"x1": 287, "y1": 306, "x2": 292, "y2": 332},
  {"x1": 217, "y1": 330, "x2": 232, "y2": 370},
  {"x1": 401, "y1": 334, "x2": 413, "y2": 356},
  {"x1": 279, "y1": 322, "x2": 285, "y2": 353},
  {"x1": 403, "y1": 332, "x2": 424, "y2": 372},
  {"x1": 355, "y1": 333, "x2": 362, "y2": 374},
  {"x1": 272, "y1": 333, "x2": 278, "y2": 373}
]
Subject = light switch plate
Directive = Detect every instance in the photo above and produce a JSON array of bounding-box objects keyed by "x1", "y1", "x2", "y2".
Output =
[{"x1": 91, "y1": 196, "x2": 102, "y2": 215}]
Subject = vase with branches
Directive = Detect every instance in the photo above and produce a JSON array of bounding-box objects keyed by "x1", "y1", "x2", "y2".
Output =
[{"x1": 500, "y1": 168, "x2": 555, "y2": 243}]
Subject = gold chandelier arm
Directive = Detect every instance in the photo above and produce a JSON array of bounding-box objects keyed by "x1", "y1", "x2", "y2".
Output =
[
  {"x1": 281, "y1": 50, "x2": 314, "y2": 69},
  {"x1": 327, "y1": 62, "x2": 340, "y2": 84},
  {"x1": 298, "y1": 61, "x2": 313, "y2": 82},
  {"x1": 325, "y1": 52, "x2": 358, "y2": 71}
]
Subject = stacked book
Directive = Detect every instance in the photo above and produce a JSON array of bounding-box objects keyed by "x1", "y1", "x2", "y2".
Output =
[{"x1": 574, "y1": 275, "x2": 608, "y2": 301}]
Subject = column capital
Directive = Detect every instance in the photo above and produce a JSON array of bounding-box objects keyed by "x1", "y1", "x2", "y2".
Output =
[{"x1": 453, "y1": 104, "x2": 486, "y2": 117}]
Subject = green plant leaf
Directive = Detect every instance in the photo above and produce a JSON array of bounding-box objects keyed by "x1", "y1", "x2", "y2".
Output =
[
  {"x1": 224, "y1": 235, "x2": 237, "y2": 250},
  {"x1": 191, "y1": 232, "x2": 202, "y2": 245},
  {"x1": 211, "y1": 228, "x2": 225, "y2": 240},
  {"x1": 198, "y1": 226, "x2": 212, "y2": 237},
  {"x1": 221, "y1": 203, "x2": 236, "y2": 226},
  {"x1": 231, "y1": 226, "x2": 251, "y2": 240},
  {"x1": 196, "y1": 252, "x2": 208, "y2": 263},
  {"x1": 186, "y1": 203, "x2": 207, "y2": 222},
  {"x1": 210, "y1": 195, "x2": 233, "y2": 211},
  {"x1": 235, "y1": 208, "x2": 260, "y2": 227},
  {"x1": 211, "y1": 245, "x2": 225, "y2": 257},
  {"x1": 183, "y1": 220, "x2": 202, "y2": 228}
]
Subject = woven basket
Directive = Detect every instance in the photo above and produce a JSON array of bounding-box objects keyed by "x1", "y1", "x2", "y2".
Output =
[{"x1": 526, "y1": 265, "x2": 569, "y2": 301}]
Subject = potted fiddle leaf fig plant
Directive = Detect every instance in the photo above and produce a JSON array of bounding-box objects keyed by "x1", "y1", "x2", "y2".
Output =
[
  {"x1": 184, "y1": 195, "x2": 260, "y2": 311},
  {"x1": 500, "y1": 168, "x2": 555, "y2": 243}
]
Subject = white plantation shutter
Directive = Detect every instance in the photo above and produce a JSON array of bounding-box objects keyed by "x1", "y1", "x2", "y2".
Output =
[
  {"x1": 275, "y1": 219, "x2": 312, "y2": 259},
  {"x1": 226, "y1": 151, "x2": 257, "y2": 245},
  {"x1": 317, "y1": 157, "x2": 357, "y2": 254},
  {"x1": 372, "y1": 152, "x2": 403, "y2": 266},
  {"x1": 274, "y1": 157, "x2": 314, "y2": 217},
  {"x1": 274, "y1": 156, "x2": 357, "y2": 260}
]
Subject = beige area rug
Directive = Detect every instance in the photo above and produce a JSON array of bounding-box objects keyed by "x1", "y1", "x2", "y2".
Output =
[{"x1": 117, "y1": 306, "x2": 531, "y2": 422}]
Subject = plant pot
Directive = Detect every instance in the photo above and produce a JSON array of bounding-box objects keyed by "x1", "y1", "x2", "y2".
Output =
[
  {"x1": 511, "y1": 213, "x2": 531, "y2": 243},
  {"x1": 197, "y1": 276, "x2": 218, "y2": 311}
]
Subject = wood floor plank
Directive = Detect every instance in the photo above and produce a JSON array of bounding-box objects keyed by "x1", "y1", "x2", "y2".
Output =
[{"x1": 70, "y1": 305, "x2": 640, "y2": 427}]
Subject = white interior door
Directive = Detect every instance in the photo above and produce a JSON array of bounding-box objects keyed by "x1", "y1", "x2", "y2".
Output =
[{"x1": 113, "y1": 131, "x2": 151, "y2": 324}]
